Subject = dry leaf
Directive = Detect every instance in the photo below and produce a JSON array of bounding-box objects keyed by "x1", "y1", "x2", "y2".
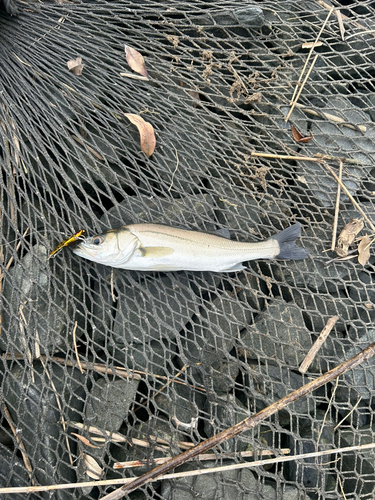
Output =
[
  {"x1": 123, "y1": 113, "x2": 155, "y2": 158},
  {"x1": 71, "y1": 433, "x2": 100, "y2": 448},
  {"x1": 67, "y1": 57, "x2": 84, "y2": 76},
  {"x1": 84, "y1": 454, "x2": 103, "y2": 480},
  {"x1": 358, "y1": 234, "x2": 371, "y2": 266},
  {"x1": 291, "y1": 125, "x2": 313, "y2": 143},
  {"x1": 125, "y1": 45, "x2": 149, "y2": 79},
  {"x1": 335, "y1": 218, "x2": 364, "y2": 257}
]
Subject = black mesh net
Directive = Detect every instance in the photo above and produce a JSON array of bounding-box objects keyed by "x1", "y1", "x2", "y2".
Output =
[{"x1": 1, "y1": 0, "x2": 375, "y2": 498}]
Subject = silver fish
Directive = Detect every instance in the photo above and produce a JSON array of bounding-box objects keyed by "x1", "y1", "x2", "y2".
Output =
[{"x1": 73, "y1": 222, "x2": 307, "y2": 272}]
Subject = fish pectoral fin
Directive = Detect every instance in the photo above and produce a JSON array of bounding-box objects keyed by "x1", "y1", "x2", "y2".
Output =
[{"x1": 138, "y1": 246, "x2": 175, "y2": 258}]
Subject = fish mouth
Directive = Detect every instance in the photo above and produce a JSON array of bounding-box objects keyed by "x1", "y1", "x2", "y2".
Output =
[{"x1": 72, "y1": 242, "x2": 94, "y2": 257}]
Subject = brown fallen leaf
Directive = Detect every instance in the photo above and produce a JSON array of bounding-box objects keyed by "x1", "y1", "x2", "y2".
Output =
[
  {"x1": 125, "y1": 45, "x2": 149, "y2": 79},
  {"x1": 123, "y1": 113, "x2": 155, "y2": 158},
  {"x1": 335, "y1": 218, "x2": 364, "y2": 257},
  {"x1": 67, "y1": 57, "x2": 84, "y2": 76},
  {"x1": 291, "y1": 125, "x2": 313, "y2": 143},
  {"x1": 358, "y1": 234, "x2": 371, "y2": 266},
  {"x1": 71, "y1": 433, "x2": 101, "y2": 448}
]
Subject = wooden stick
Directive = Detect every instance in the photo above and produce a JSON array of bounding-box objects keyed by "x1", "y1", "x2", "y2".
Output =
[
  {"x1": 100, "y1": 341, "x2": 375, "y2": 499},
  {"x1": 299, "y1": 316, "x2": 339, "y2": 374}
]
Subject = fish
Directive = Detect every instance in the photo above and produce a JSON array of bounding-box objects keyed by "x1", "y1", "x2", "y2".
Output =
[
  {"x1": 48, "y1": 229, "x2": 86, "y2": 260},
  {"x1": 72, "y1": 223, "x2": 307, "y2": 272}
]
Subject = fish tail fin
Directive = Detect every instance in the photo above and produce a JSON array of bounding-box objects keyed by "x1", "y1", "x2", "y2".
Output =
[{"x1": 271, "y1": 223, "x2": 308, "y2": 260}]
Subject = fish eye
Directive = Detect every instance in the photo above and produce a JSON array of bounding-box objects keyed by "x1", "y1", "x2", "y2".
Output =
[{"x1": 92, "y1": 236, "x2": 103, "y2": 245}]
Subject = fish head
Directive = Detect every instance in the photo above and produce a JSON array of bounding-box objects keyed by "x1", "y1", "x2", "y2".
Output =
[{"x1": 72, "y1": 227, "x2": 139, "y2": 267}]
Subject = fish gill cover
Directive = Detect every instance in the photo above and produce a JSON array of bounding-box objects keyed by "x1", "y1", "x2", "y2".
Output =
[{"x1": 1, "y1": 1, "x2": 375, "y2": 498}]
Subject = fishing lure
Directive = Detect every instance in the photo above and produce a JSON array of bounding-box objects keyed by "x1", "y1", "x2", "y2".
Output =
[{"x1": 48, "y1": 229, "x2": 86, "y2": 260}]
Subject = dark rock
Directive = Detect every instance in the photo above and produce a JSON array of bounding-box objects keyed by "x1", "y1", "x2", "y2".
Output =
[
  {"x1": 0, "y1": 445, "x2": 39, "y2": 500},
  {"x1": 0, "y1": 244, "x2": 83, "y2": 356},
  {"x1": 248, "y1": 364, "x2": 312, "y2": 425},
  {"x1": 296, "y1": 96, "x2": 370, "y2": 208},
  {"x1": 161, "y1": 462, "x2": 310, "y2": 500},
  {"x1": 287, "y1": 410, "x2": 336, "y2": 492},
  {"x1": 204, "y1": 394, "x2": 255, "y2": 453},
  {"x1": 239, "y1": 300, "x2": 312, "y2": 369},
  {"x1": 85, "y1": 377, "x2": 139, "y2": 431},
  {"x1": 2, "y1": 362, "x2": 86, "y2": 499},
  {"x1": 335, "y1": 328, "x2": 375, "y2": 402},
  {"x1": 154, "y1": 380, "x2": 205, "y2": 427},
  {"x1": 112, "y1": 273, "x2": 200, "y2": 344},
  {"x1": 100, "y1": 193, "x2": 219, "y2": 234},
  {"x1": 335, "y1": 423, "x2": 375, "y2": 496}
]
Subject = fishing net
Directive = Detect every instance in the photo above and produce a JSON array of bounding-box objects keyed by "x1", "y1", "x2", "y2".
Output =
[{"x1": 1, "y1": 0, "x2": 375, "y2": 498}]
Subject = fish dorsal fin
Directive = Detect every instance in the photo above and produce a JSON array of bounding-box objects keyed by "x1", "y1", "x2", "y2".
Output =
[{"x1": 138, "y1": 246, "x2": 175, "y2": 258}]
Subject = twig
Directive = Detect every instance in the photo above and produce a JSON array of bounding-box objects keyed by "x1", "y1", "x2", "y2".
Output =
[
  {"x1": 1, "y1": 402, "x2": 34, "y2": 484},
  {"x1": 2, "y1": 442, "x2": 375, "y2": 495},
  {"x1": 285, "y1": 54, "x2": 319, "y2": 123},
  {"x1": 322, "y1": 162, "x2": 375, "y2": 234},
  {"x1": 293, "y1": 103, "x2": 367, "y2": 133},
  {"x1": 4, "y1": 353, "x2": 206, "y2": 391},
  {"x1": 72, "y1": 321, "x2": 83, "y2": 374},
  {"x1": 114, "y1": 448, "x2": 291, "y2": 469},
  {"x1": 331, "y1": 161, "x2": 343, "y2": 251},
  {"x1": 100, "y1": 341, "x2": 375, "y2": 499},
  {"x1": 299, "y1": 315, "x2": 339, "y2": 374}
]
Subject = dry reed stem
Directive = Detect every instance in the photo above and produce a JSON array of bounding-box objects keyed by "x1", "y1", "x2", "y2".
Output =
[
  {"x1": 1, "y1": 442, "x2": 375, "y2": 495},
  {"x1": 287, "y1": 6, "x2": 333, "y2": 112},
  {"x1": 331, "y1": 161, "x2": 343, "y2": 251},
  {"x1": 299, "y1": 315, "x2": 339, "y2": 374},
  {"x1": 285, "y1": 54, "x2": 319, "y2": 122},
  {"x1": 113, "y1": 448, "x2": 291, "y2": 469},
  {"x1": 100, "y1": 341, "x2": 375, "y2": 499}
]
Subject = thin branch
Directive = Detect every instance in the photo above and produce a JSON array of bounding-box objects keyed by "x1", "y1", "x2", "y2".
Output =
[
  {"x1": 299, "y1": 315, "x2": 339, "y2": 374},
  {"x1": 2, "y1": 442, "x2": 375, "y2": 495},
  {"x1": 100, "y1": 341, "x2": 375, "y2": 499}
]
